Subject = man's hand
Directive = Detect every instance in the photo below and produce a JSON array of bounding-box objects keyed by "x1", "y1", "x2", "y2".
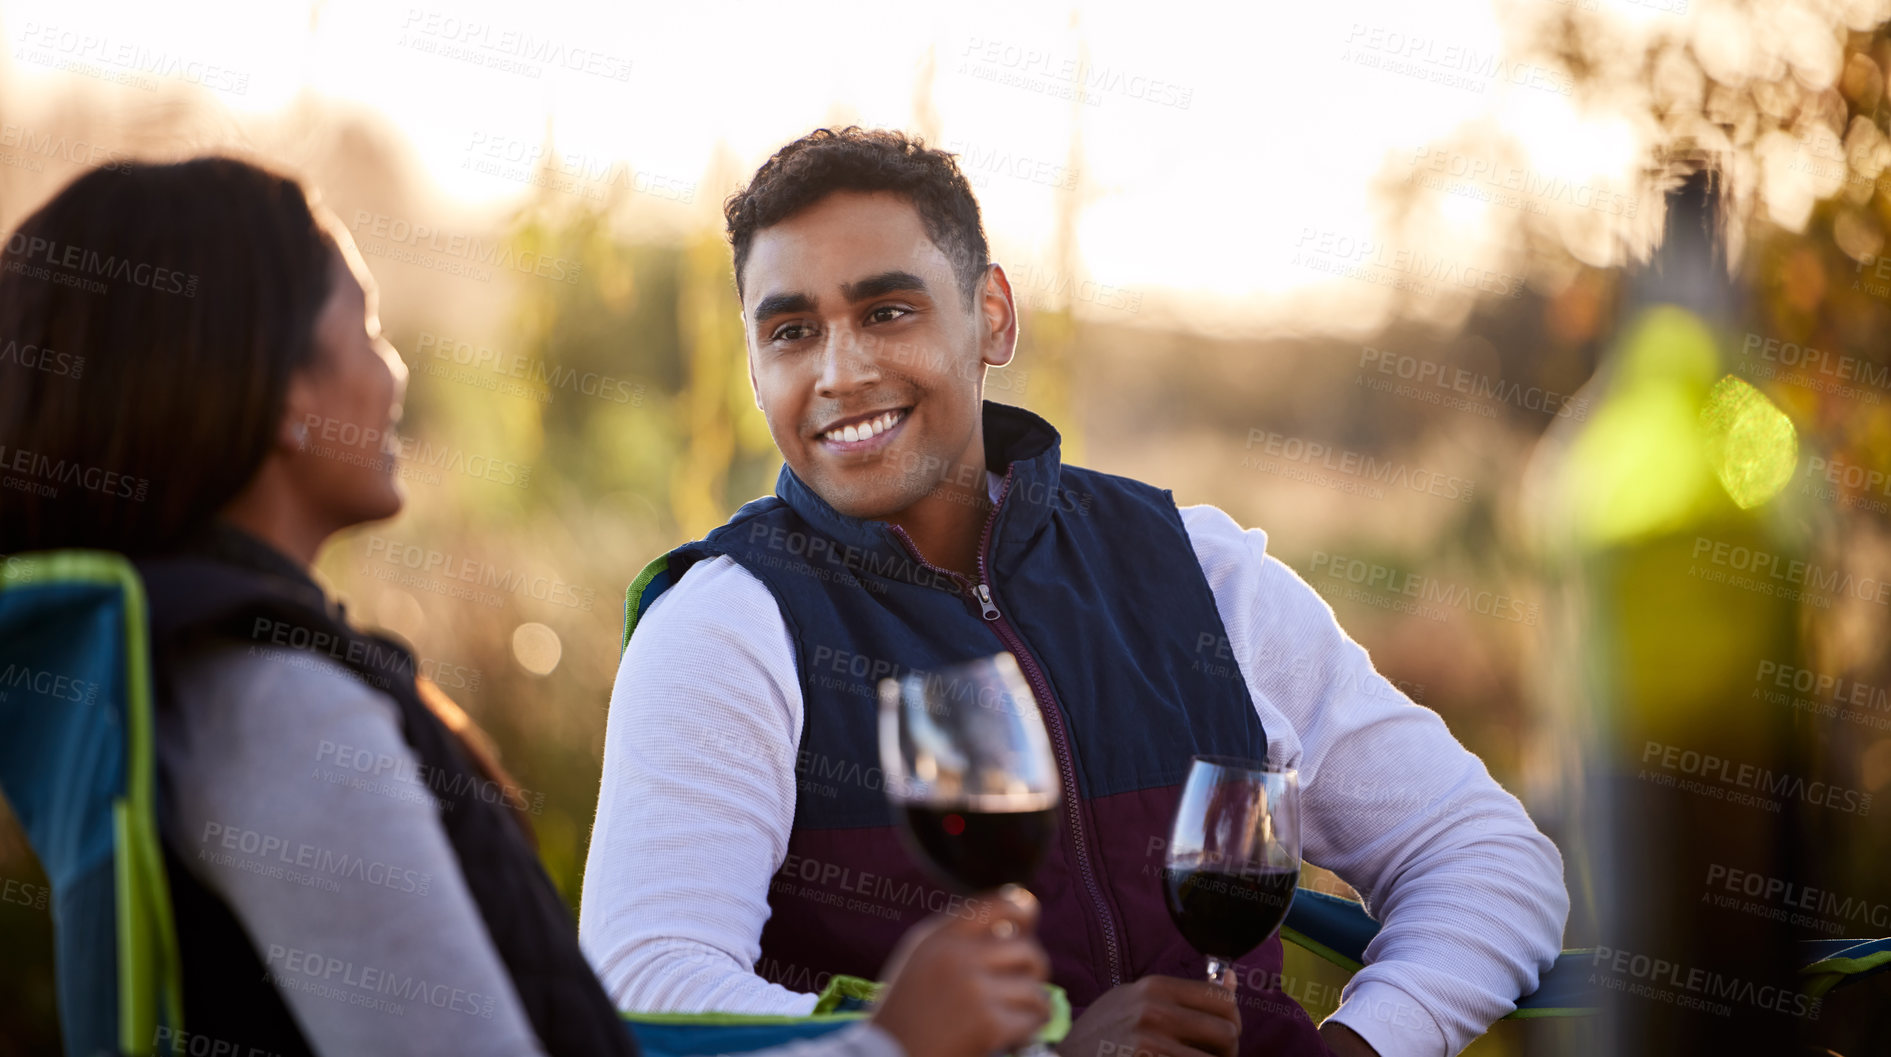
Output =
[
  {"x1": 1317, "y1": 1021, "x2": 1380, "y2": 1057},
  {"x1": 870, "y1": 894, "x2": 1052, "y2": 1057},
  {"x1": 1055, "y1": 975, "x2": 1241, "y2": 1057}
]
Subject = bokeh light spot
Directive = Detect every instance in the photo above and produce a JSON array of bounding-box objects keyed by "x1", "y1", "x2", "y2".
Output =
[
  {"x1": 1565, "y1": 307, "x2": 1721, "y2": 545},
  {"x1": 511, "y1": 622, "x2": 562, "y2": 676},
  {"x1": 1701, "y1": 375, "x2": 1797, "y2": 510}
]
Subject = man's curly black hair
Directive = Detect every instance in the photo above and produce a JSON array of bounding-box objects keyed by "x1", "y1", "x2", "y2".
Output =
[{"x1": 724, "y1": 126, "x2": 991, "y2": 306}]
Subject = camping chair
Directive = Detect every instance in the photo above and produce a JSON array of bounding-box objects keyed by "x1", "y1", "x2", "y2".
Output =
[
  {"x1": 1282, "y1": 887, "x2": 1597, "y2": 1018},
  {"x1": 622, "y1": 559, "x2": 1891, "y2": 1030},
  {"x1": 0, "y1": 551, "x2": 181, "y2": 1057},
  {"x1": 622, "y1": 560, "x2": 1607, "y2": 1024}
]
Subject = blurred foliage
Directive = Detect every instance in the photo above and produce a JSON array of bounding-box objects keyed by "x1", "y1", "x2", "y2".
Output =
[{"x1": 3, "y1": 9, "x2": 1891, "y2": 1054}]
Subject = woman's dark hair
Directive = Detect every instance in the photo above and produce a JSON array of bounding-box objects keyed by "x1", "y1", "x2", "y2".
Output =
[
  {"x1": 0, "y1": 157, "x2": 336, "y2": 556},
  {"x1": 724, "y1": 126, "x2": 991, "y2": 305}
]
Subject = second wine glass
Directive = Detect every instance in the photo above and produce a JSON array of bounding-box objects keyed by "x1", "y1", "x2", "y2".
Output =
[{"x1": 1162, "y1": 756, "x2": 1302, "y2": 985}]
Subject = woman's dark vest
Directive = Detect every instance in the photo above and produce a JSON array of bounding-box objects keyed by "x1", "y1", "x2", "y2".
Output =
[
  {"x1": 632, "y1": 403, "x2": 1327, "y2": 1057},
  {"x1": 138, "y1": 529, "x2": 636, "y2": 1057}
]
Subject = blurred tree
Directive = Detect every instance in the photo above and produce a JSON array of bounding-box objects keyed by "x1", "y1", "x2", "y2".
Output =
[{"x1": 671, "y1": 231, "x2": 747, "y2": 540}]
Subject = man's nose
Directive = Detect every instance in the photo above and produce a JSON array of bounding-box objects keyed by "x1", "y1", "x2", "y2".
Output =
[{"x1": 815, "y1": 327, "x2": 882, "y2": 397}]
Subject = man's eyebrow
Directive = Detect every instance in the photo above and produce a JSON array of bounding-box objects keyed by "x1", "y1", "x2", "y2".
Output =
[
  {"x1": 840, "y1": 270, "x2": 929, "y2": 302},
  {"x1": 751, "y1": 291, "x2": 815, "y2": 322},
  {"x1": 750, "y1": 271, "x2": 930, "y2": 324}
]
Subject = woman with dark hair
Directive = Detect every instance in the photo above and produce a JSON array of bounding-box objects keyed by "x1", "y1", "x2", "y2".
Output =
[{"x1": 0, "y1": 158, "x2": 1050, "y2": 1057}]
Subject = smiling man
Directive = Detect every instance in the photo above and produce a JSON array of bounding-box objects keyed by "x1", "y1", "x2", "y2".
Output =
[{"x1": 578, "y1": 127, "x2": 1569, "y2": 1057}]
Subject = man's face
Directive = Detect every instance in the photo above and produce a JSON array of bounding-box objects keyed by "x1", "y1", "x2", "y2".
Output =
[{"x1": 741, "y1": 190, "x2": 1011, "y2": 519}]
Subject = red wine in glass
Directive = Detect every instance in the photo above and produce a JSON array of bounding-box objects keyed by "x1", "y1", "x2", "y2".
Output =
[
  {"x1": 1163, "y1": 756, "x2": 1301, "y2": 982},
  {"x1": 1162, "y1": 863, "x2": 1300, "y2": 962},
  {"x1": 900, "y1": 803, "x2": 1058, "y2": 892},
  {"x1": 879, "y1": 654, "x2": 1062, "y2": 896}
]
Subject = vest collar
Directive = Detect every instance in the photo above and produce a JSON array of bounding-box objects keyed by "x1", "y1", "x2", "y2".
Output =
[{"x1": 773, "y1": 401, "x2": 1064, "y2": 576}]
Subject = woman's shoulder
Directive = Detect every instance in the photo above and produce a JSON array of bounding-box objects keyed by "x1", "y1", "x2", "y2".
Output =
[
  {"x1": 158, "y1": 640, "x2": 416, "y2": 821},
  {"x1": 170, "y1": 639, "x2": 402, "y2": 734}
]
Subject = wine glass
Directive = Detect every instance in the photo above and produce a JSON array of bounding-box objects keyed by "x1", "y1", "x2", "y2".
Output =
[
  {"x1": 880, "y1": 654, "x2": 1062, "y2": 1055},
  {"x1": 1162, "y1": 756, "x2": 1301, "y2": 985},
  {"x1": 878, "y1": 653, "x2": 1062, "y2": 899}
]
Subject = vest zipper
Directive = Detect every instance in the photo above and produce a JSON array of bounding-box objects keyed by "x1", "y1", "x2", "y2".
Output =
[
  {"x1": 973, "y1": 584, "x2": 1000, "y2": 620},
  {"x1": 887, "y1": 472, "x2": 1127, "y2": 988}
]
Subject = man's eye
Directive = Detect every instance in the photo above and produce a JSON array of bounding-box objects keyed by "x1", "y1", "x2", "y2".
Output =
[
  {"x1": 772, "y1": 323, "x2": 814, "y2": 342},
  {"x1": 867, "y1": 305, "x2": 911, "y2": 325}
]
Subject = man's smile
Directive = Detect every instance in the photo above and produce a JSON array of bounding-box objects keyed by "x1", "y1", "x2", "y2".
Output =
[{"x1": 814, "y1": 406, "x2": 911, "y2": 455}]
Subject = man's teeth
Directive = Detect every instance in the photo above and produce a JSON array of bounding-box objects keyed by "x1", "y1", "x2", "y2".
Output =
[{"x1": 827, "y1": 410, "x2": 903, "y2": 443}]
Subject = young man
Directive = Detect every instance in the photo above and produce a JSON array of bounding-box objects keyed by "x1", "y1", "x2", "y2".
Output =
[{"x1": 579, "y1": 128, "x2": 1568, "y2": 1057}]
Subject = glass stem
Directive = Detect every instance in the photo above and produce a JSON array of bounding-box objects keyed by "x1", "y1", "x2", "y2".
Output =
[{"x1": 1205, "y1": 956, "x2": 1231, "y2": 986}]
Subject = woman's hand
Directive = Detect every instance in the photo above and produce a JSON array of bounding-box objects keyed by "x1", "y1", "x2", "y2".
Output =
[{"x1": 870, "y1": 891, "x2": 1053, "y2": 1057}]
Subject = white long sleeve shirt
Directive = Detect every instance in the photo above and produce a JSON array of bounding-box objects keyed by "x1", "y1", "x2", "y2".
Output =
[{"x1": 579, "y1": 487, "x2": 1568, "y2": 1057}]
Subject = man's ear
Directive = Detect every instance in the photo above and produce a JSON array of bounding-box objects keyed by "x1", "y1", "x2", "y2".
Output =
[{"x1": 979, "y1": 263, "x2": 1018, "y2": 369}]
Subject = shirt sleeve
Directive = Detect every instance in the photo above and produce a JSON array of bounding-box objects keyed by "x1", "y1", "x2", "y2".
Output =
[
  {"x1": 157, "y1": 645, "x2": 549, "y2": 1057},
  {"x1": 578, "y1": 555, "x2": 818, "y2": 1014},
  {"x1": 1178, "y1": 504, "x2": 1569, "y2": 1057}
]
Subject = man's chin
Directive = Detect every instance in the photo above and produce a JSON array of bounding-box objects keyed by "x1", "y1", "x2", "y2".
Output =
[
  {"x1": 804, "y1": 474, "x2": 924, "y2": 523},
  {"x1": 824, "y1": 492, "x2": 917, "y2": 522}
]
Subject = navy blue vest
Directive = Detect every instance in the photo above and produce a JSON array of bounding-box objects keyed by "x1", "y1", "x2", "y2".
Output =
[{"x1": 629, "y1": 403, "x2": 1323, "y2": 1056}]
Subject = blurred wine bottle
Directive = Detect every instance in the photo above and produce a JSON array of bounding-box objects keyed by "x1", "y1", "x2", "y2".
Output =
[{"x1": 1525, "y1": 160, "x2": 1816, "y2": 1054}]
